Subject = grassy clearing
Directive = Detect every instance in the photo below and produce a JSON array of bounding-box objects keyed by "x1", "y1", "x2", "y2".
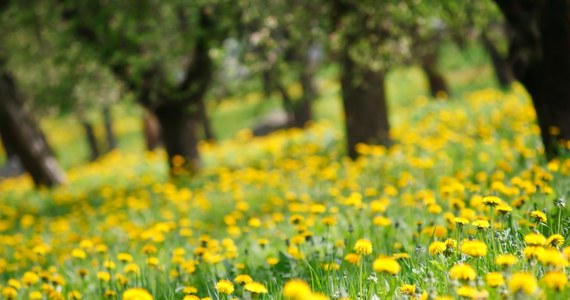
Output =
[{"x1": 1, "y1": 81, "x2": 570, "y2": 299}]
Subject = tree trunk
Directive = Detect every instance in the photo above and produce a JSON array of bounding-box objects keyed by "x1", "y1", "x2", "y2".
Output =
[
  {"x1": 421, "y1": 52, "x2": 450, "y2": 98},
  {"x1": 102, "y1": 106, "x2": 116, "y2": 151},
  {"x1": 197, "y1": 98, "x2": 216, "y2": 141},
  {"x1": 291, "y1": 69, "x2": 315, "y2": 128},
  {"x1": 81, "y1": 121, "x2": 100, "y2": 161},
  {"x1": 143, "y1": 110, "x2": 162, "y2": 151},
  {"x1": 0, "y1": 69, "x2": 66, "y2": 187},
  {"x1": 341, "y1": 52, "x2": 390, "y2": 160},
  {"x1": 154, "y1": 104, "x2": 201, "y2": 175},
  {"x1": 0, "y1": 129, "x2": 24, "y2": 177},
  {"x1": 481, "y1": 32, "x2": 513, "y2": 88},
  {"x1": 277, "y1": 82, "x2": 296, "y2": 125},
  {"x1": 495, "y1": 0, "x2": 570, "y2": 160}
]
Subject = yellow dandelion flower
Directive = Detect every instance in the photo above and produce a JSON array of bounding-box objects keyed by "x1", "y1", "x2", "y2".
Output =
[
  {"x1": 496, "y1": 203, "x2": 513, "y2": 214},
  {"x1": 183, "y1": 296, "x2": 200, "y2": 300},
  {"x1": 234, "y1": 275, "x2": 253, "y2": 285},
  {"x1": 29, "y1": 291, "x2": 42, "y2": 300},
  {"x1": 68, "y1": 290, "x2": 82, "y2": 299},
  {"x1": 71, "y1": 249, "x2": 87, "y2": 260},
  {"x1": 461, "y1": 240, "x2": 488, "y2": 257},
  {"x1": 523, "y1": 246, "x2": 545, "y2": 260},
  {"x1": 530, "y1": 210, "x2": 547, "y2": 223},
  {"x1": 266, "y1": 257, "x2": 279, "y2": 266},
  {"x1": 353, "y1": 239, "x2": 373, "y2": 255},
  {"x1": 2, "y1": 286, "x2": 17, "y2": 299},
  {"x1": 472, "y1": 220, "x2": 490, "y2": 229},
  {"x1": 482, "y1": 196, "x2": 502, "y2": 207},
  {"x1": 283, "y1": 279, "x2": 312, "y2": 299},
  {"x1": 182, "y1": 286, "x2": 198, "y2": 294},
  {"x1": 118, "y1": 253, "x2": 134, "y2": 263},
  {"x1": 456, "y1": 286, "x2": 476, "y2": 298},
  {"x1": 428, "y1": 241, "x2": 446, "y2": 255},
  {"x1": 454, "y1": 217, "x2": 469, "y2": 226},
  {"x1": 495, "y1": 254, "x2": 518, "y2": 267},
  {"x1": 399, "y1": 284, "x2": 416, "y2": 295},
  {"x1": 449, "y1": 263, "x2": 476, "y2": 281},
  {"x1": 123, "y1": 288, "x2": 153, "y2": 300},
  {"x1": 344, "y1": 253, "x2": 361, "y2": 265},
  {"x1": 485, "y1": 272, "x2": 505, "y2": 287},
  {"x1": 216, "y1": 280, "x2": 234, "y2": 295},
  {"x1": 546, "y1": 234, "x2": 565, "y2": 248},
  {"x1": 509, "y1": 272, "x2": 537, "y2": 296},
  {"x1": 21, "y1": 272, "x2": 39, "y2": 286},
  {"x1": 322, "y1": 262, "x2": 340, "y2": 271},
  {"x1": 541, "y1": 271, "x2": 567, "y2": 291},
  {"x1": 372, "y1": 256, "x2": 401, "y2": 275},
  {"x1": 97, "y1": 272, "x2": 111, "y2": 282},
  {"x1": 373, "y1": 216, "x2": 392, "y2": 227},
  {"x1": 244, "y1": 282, "x2": 268, "y2": 294},
  {"x1": 537, "y1": 248, "x2": 568, "y2": 267},
  {"x1": 524, "y1": 233, "x2": 546, "y2": 246}
]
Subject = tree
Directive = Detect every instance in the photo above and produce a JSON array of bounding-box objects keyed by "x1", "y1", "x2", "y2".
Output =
[
  {"x1": 0, "y1": 59, "x2": 66, "y2": 187},
  {"x1": 494, "y1": 0, "x2": 570, "y2": 159},
  {"x1": 59, "y1": 1, "x2": 234, "y2": 174}
]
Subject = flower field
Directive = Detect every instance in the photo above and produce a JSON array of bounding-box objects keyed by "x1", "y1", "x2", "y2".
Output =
[{"x1": 1, "y1": 84, "x2": 570, "y2": 299}]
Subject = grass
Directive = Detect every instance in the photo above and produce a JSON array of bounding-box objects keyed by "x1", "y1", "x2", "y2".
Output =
[{"x1": 1, "y1": 43, "x2": 569, "y2": 300}]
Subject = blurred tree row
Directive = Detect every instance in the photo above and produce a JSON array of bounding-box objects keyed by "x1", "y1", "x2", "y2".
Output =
[{"x1": 0, "y1": 0, "x2": 568, "y2": 188}]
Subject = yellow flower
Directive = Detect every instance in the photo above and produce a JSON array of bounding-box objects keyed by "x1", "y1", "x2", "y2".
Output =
[
  {"x1": 118, "y1": 253, "x2": 134, "y2": 263},
  {"x1": 456, "y1": 286, "x2": 476, "y2": 298},
  {"x1": 29, "y1": 291, "x2": 42, "y2": 300},
  {"x1": 353, "y1": 239, "x2": 373, "y2": 255},
  {"x1": 537, "y1": 248, "x2": 568, "y2": 267},
  {"x1": 123, "y1": 288, "x2": 153, "y2": 300},
  {"x1": 523, "y1": 246, "x2": 545, "y2": 260},
  {"x1": 244, "y1": 282, "x2": 268, "y2": 294},
  {"x1": 183, "y1": 296, "x2": 200, "y2": 300},
  {"x1": 2, "y1": 286, "x2": 17, "y2": 299},
  {"x1": 71, "y1": 249, "x2": 87, "y2": 260},
  {"x1": 216, "y1": 279, "x2": 234, "y2": 295},
  {"x1": 428, "y1": 241, "x2": 446, "y2": 255},
  {"x1": 344, "y1": 253, "x2": 361, "y2": 265},
  {"x1": 399, "y1": 284, "x2": 416, "y2": 295},
  {"x1": 373, "y1": 216, "x2": 392, "y2": 227},
  {"x1": 495, "y1": 254, "x2": 518, "y2": 267},
  {"x1": 485, "y1": 272, "x2": 504, "y2": 287},
  {"x1": 68, "y1": 290, "x2": 82, "y2": 299},
  {"x1": 372, "y1": 256, "x2": 401, "y2": 275},
  {"x1": 449, "y1": 263, "x2": 476, "y2": 281},
  {"x1": 509, "y1": 272, "x2": 538, "y2": 296},
  {"x1": 266, "y1": 257, "x2": 279, "y2": 266},
  {"x1": 541, "y1": 271, "x2": 567, "y2": 291},
  {"x1": 97, "y1": 271, "x2": 111, "y2": 282},
  {"x1": 460, "y1": 240, "x2": 487, "y2": 257},
  {"x1": 283, "y1": 279, "x2": 312, "y2": 299},
  {"x1": 546, "y1": 234, "x2": 565, "y2": 248},
  {"x1": 21, "y1": 271, "x2": 39, "y2": 286},
  {"x1": 471, "y1": 220, "x2": 490, "y2": 229},
  {"x1": 182, "y1": 286, "x2": 198, "y2": 294},
  {"x1": 322, "y1": 262, "x2": 340, "y2": 271},
  {"x1": 454, "y1": 217, "x2": 469, "y2": 226},
  {"x1": 482, "y1": 196, "x2": 501, "y2": 207},
  {"x1": 496, "y1": 203, "x2": 513, "y2": 214},
  {"x1": 524, "y1": 233, "x2": 546, "y2": 246},
  {"x1": 234, "y1": 274, "x2": 253, "y2": 285},
  {"x1": 530, "y1": 210, "x2": 547, "y2": 223}
]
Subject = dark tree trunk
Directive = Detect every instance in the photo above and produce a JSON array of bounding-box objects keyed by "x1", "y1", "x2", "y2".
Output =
[
  {"x1": 154, "y1": 104, "x2": 201, "y2": 175},
  {"x1": 143, "y1": 110, "x2": 161, "y2": 151},
  {"x1": 292, "y1": 69, "x2": 315, "y2": 128},
  {"x1": 197, "y1": 98, "x2": 216, "y2": 141},
  {"x1": 481, "y1": 32, "x2": 514, "y2": 88},
  {"x1": 0, "y1": 128, "x2": 24, "y2": 177},
  {"x1": 0, "y1": 69, "x2": 66, "y2": 187},
  {"x1": 82, "y1": 121, "x2": 100, "y2": 161},
  {"x1": 102, "y1": 106, "x2": 116, "y2": 151},
  {"x1": 421, "y1": 52, "x2": 450, "y2": 98},
  {"x1": 277, "y1": 82, "x2": 296, "y2": 125},
  {"x1": 341, "y1": 52, "x2": 390, "y2": 159},
  {"x1": 495, "y1": 0, "x2": 570, "y2": 159}
]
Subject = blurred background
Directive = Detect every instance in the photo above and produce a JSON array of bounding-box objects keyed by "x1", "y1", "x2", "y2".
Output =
[{"x1": 0, "y1": 0, "x2": 567, "y2": 188}]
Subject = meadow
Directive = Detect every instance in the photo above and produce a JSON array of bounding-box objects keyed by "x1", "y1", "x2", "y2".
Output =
[{"x1": 1, "y1": 46, "x2": 569, "y2": 300}]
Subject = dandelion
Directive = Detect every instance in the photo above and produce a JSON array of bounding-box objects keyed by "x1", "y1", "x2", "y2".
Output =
[
  {"x1": 29, "y1": 291, "x2": 42, "y2": 300},
  {"x1": 472, "y1": 219, "x2": 490, "y2": 229},
  {"x1": 537, "y1": 248, "x2": 568, "y2": 267},
  {"x1": 372, "y1": 256, "x2": 401, "y2": 275},
  {"x1": 454, "y1": 217, "x2": 469, "y2": 226},
  {"x1": 182, "y1": 286, "x2": 198, "y2": 294},
  {"x1": 482, "y1": 196, "x2": 501, "y2": 207},
  {"x1": 541, "y1": 271, "x2": 567, "y2": 291},
  {"x1": 68, "y1": 290, "x2": 82, "y2": 299},
  {"x1": 530, "y1": 210, "x2": 547, "y2": 223},
  {"x1": 2, "y1": 287, "x2": 17, "y2": 299},
  {"x1": 123, "y1": 288, "x2": 153, "y2": 300},
  {"x1": 21, "y1": 271, "x2": 39, "y2": 286},
  {"x1": 460, "y1": 240, "x2": 487, "y2": 257},
  {"x1": 234, "y1": 274, "x2": 253, "y2": 285},
  {"x1": 523, "y1": 246, "x2": 545, "y2": 260},
  {"x1": 456, "y1": 286, "x2": 476, "y2": 298},
  {"x1": 449, "y1": 263, "x2": 476, "y2": 281},
  {"x1": 496, "y1": 203, "x2": 513, "y2": 214},
  {"x1": 118, "y1": 253, "x2": 134, "y2": 263},
  {"x1": 283, "y1": 279, "x2": 312, "y2": 299},
  {"x1": 524, "y1": 233, "x2": 546, "y2": 246},
  {"x1": 183, "y1": 296, "x2": 200, "y2": 300},
  {"x1": 485, "y1": 272, "x2": 504, "y2": 287},
  {"x1": 216, "y1": 279, "x2": 234, "y2": 295},
  {"x1": 71, "y1": 249, "x2": 87, "y2": 260},
  {"x1": 428, "y1": 241, "x2": 446, "y2": 255},
  {"x1": 97, "y1": 271, "x2": 111, "y2": 282},
  {"x1": 400, "y1": 284, "x2": 416, "y2": 295},
  {"x1": 495, "y1": 254, "x2": 518, "y2": 268},
  {"x1": 508, "y1": 272, "x2": 538, "y2": 296},
  {"x1": 344, "y1": 253, "x2": 361, "y2": 265},
  {"x1": 244, "y1": 282, "x2": 268, "y2": 294},
  {"x1": 546, "y1": 234, "x2": 564, "y2": 248},
  {"x1": 353, "y1": 239, "x2": 373, "y2": 255}
]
